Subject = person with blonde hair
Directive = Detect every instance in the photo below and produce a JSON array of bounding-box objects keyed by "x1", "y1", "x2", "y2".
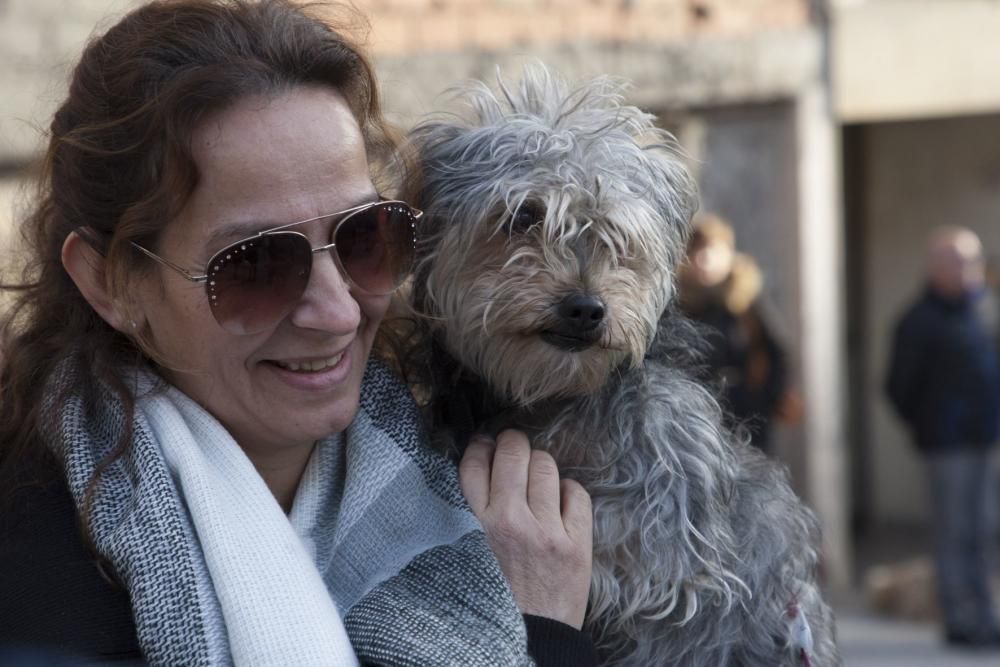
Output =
[{"x1": 678, "y1": 213, "x2": 794, "y2": 453}]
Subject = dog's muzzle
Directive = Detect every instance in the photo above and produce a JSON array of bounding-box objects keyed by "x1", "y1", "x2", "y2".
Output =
[{"x1": 541, "y1": 293, "x2": 606, "y2": 351}]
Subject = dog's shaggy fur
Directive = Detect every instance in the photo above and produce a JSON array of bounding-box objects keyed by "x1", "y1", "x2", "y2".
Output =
[{"x1": 391, "y1": 65, "x2": 840, "y2": 666}]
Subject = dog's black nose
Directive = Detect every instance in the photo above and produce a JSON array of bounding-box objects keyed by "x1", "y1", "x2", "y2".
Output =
[{"x1": 557, "y1": 294, "x2": 606, "y2": 332}]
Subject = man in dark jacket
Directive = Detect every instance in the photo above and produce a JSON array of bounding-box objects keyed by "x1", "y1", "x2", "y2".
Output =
[{"x1": 886, "y1": 226, "x2": 1000, "y2": 647}]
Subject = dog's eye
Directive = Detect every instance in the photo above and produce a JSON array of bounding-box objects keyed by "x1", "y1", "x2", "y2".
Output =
[{"x1": 508, "y1": 204, "x2": 545, "y2": 235}]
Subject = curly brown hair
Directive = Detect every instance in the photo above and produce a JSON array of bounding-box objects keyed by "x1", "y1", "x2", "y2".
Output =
[{"x1": 0, "y1": 0, "x2": 397, "y2": 504}]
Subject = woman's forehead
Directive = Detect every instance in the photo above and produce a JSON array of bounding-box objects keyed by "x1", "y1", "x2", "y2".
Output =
[
  {"x1": 191, "y1": 88, "x2": 365, "y2": 189},
  {"x1": 177, "y1": 87, "x2": 374, "y2": 244}
]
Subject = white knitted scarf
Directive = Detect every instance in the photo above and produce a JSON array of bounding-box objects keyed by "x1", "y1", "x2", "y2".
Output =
[{"x1": 141, "y1": 382, "x2": 358, "y2": 667}]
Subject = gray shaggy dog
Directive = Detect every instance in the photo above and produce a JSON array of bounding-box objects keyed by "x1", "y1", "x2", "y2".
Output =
[{"x1": 390, "y1": 65, "x2": 839, "y2": 666}]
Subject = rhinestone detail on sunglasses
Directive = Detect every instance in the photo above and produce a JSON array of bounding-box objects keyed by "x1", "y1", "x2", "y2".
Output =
[{"x1": 131, "y1": 200, "x2": 420, "y2": 334}]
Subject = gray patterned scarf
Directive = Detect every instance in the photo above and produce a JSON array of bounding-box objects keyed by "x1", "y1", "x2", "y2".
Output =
[{"x1": 47, "y1": 357, "x2": 531, "y2": 666}]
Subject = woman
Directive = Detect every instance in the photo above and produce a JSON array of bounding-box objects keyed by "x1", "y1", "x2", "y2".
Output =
[
  {"x1": 0, "y1": 1, "x2": 593, "y2": 664},
  {"x1": 677, "y1": 213, "x2": 796, "y2": 454}
]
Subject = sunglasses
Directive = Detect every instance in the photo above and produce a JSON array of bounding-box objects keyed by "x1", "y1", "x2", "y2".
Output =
[{"x1": 132, "y1": 200, "x2": 420, "y2": 335}]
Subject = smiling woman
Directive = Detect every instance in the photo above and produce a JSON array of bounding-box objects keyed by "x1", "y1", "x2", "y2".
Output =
[
  {"x1": 0, "y1": 1, "x2": 594, "y2": 665},
  {"x1": 119, "y1": 88, "x2": 396, "y2": 510}
]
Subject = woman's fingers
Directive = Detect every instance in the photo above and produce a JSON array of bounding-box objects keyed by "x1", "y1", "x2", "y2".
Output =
[
  {"x1": 489, "y1": 430, "x2": 531, "y2": 509},
  {"x1": 458, "y1": 429, "x2": 594, "y2": 629},
  {"x1": 527, "y1": 449, "x2": 562, "y2": 526},
  {"x1": 465, "y1": 430, "x2": 577, "y2": 529},
  {"x1": 459, "y1": 437, "x2": 495, "y2": 515},
  {"x1": 560, "y1": 478, "x2": 594, "y2": 547}
]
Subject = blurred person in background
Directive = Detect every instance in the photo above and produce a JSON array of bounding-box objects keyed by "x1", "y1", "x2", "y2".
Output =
[
  {"x1": 886, "y1": 226, "x2": 1000, "y2": 648},
  {"x1": 677, "y1": 213, "x2": 799, "y2": 455}
]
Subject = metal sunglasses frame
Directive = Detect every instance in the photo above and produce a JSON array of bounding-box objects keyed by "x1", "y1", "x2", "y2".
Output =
[{"x1": 130, "y1": 199, "x2": 422, "y2": 296}]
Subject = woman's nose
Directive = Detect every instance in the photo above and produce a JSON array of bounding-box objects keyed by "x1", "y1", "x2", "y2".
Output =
[{"x1": 287, "y1": 250, "x2": 360, "y2": 333}]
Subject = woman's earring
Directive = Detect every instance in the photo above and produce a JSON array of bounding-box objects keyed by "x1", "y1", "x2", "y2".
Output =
[{"x1": 130, "y1": 319, "x2": 138, "y2": 330}]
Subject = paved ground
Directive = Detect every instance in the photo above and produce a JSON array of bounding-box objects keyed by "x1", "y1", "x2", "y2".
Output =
[
  {"x1": 835, "y1": 598, "x2": 1000, "y2": 666},
  {"x1": 836, "y1": 523, "x2": 1000, "y2": 665}
]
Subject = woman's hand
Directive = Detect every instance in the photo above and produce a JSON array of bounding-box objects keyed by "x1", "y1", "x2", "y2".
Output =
[{"x1": 459, "y1": 430, "x2": 593, "y2": 629}]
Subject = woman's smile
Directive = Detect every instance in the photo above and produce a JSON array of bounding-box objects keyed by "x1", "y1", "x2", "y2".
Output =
[{"x1": 261, "y1": 344, "x2": 354, "y2": 391}]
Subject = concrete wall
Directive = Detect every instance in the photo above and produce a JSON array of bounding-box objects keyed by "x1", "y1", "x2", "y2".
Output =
[
  {"x1": 694, "y1": 103, "x2": 801, "y2": 345},
  {"x1": 0, "y1": 177, "x2": 23, "y2": 267},
  {"x1": 796, "y1": 81, "x2": 849, "y2": 588},
  {"x1": 0, "y1": 0, "x2": 140, "y2": 163},
  {"x1": 859, "y1": 113, "x2": 1000, "y2": 524},
  {"x1": 832, "y1": 0, "x2": 1000, "y2": 123},
  {"x1": 681, "y1": 102, "x2": 808, "y2": 487}
]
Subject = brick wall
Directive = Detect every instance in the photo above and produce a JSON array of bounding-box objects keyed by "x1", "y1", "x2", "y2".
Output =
[
  {"x1": 0, "y1": 0, "x2": 809, "y2": 164},
  {"x1": 361, "y1": 0, "x2": 808, "y2": 55}
]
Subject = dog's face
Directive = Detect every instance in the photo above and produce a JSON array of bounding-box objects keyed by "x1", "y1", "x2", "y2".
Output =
[{"x1": 408, "y1": 67, "x2": 698, "y2": 404}]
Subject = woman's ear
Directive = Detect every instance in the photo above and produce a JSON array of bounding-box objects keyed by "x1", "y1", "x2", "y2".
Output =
[{"x1": 61, "y1": 230, "x2": 135, "y2": 333}]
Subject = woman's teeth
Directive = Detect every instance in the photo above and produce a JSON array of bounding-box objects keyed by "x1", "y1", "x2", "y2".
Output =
[{"x1": 274, "y1": 352, "x2": 344, "y2": 372}]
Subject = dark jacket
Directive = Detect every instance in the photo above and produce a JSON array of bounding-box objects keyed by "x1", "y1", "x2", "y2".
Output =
[
  {"x1": 678, "y1": 254, "x2": 789, "y2": 453},
  {"x1": 886, "y1": 287, "x2": 1000, "y2": 452},
  {"x1": 680, "y1": 299, "x2": 787, "y2": 452},
  {"x1": 0, "y1": 476, "x2": 142, "y2": 664},
  {"x1": 0, "y1": 473, "x2": 595, "y2": 667}
]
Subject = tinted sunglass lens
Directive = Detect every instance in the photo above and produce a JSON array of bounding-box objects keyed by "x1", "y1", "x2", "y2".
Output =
[
  {"x1": 335, "y1": 203, "x2": 416, "y2": 294},
  {"x1": 207, "y1": 233, "x2": 312, "y2": 335}
]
